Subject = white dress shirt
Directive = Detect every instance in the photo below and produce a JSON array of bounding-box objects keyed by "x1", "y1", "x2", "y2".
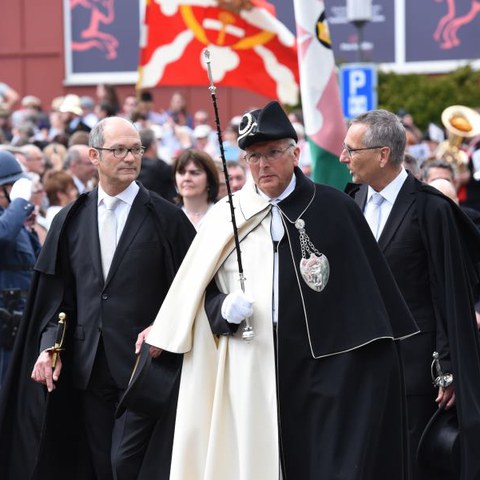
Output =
[
  {"x1": 365, "y1": 168, "x2": 408, "y2": 240},
  {"x1": 257, "y1": 174, "x2": 296, "y2": 324},
  {"x1": 97, "y1": 182, "x2": 139, "y2": 244}
]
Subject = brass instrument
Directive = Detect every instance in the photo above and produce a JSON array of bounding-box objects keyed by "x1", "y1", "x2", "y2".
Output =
[{"x1": 436, "y1": 105, "x2": 480, "y2": 173}]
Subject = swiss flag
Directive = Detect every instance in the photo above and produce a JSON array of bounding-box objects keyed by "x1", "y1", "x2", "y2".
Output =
[{"x1": 139, "y1": 0, "x2": 299, "y2": 105}]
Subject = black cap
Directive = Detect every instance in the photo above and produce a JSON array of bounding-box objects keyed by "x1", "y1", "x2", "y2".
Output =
[
  {"x1": 115, "y1": 343, "x2": 182, "y2": 419},
  {"x1": 416, "y1": 407, "x2": 460, "y2": 476},
  {"x1": 237, "y1": 101, "x2": 297, "y2": 150}
]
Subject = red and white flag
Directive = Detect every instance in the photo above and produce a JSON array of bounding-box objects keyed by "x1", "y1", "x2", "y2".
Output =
[{"x1": 139, "y1": 0, "x2": 299, "y2": 105}]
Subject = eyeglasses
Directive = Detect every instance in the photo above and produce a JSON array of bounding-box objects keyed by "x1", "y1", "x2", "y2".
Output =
[
  {"x1": 244, "y1": 144, "x2": 295, "y2": 165},
  {"x1": 93, "y1": 145, "x2": 145, "y2": 159},
  {"x1": 342, "y1": 143, "x2": 384, "y2": 159}
]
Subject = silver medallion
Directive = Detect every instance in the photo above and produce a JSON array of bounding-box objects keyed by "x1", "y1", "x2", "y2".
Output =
[
  {"x1": 299, "y1": 253, "x2": 330, "y2": 292},
  {"x1": 294, "y1": 217, "x2": 330, "y2": 292}
]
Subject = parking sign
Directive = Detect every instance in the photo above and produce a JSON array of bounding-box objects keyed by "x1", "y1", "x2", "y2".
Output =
[{"x1": 340, "y1": 64, "x2": 377, "y2": 119}]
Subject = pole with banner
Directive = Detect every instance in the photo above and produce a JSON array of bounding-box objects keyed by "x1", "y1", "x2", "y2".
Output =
[{"x1": 293, "y1": 1, "x2": 351, "y2": 190}]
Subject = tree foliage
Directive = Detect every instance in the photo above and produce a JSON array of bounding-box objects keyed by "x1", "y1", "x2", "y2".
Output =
[{"x1": 377, "y1": 66, "x2": 480, "y2": 131}]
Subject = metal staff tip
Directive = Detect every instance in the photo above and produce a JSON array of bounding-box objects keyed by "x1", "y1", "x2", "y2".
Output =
[{"x1": 203, "y1": 49, "x2": 215, "y2": 92}]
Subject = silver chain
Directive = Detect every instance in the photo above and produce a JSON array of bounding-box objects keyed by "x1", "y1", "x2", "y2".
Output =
[
  {"x1": 276, "y1": 185, "x2": 318, "y2": 260},
  {"x1": 296, "y1": 219, "x2": 322, "y2": 259}
]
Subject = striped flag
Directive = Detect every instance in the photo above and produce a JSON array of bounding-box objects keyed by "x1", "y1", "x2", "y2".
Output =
[
  {"x1": 139, "y1": 0, "x2": 299, "y2": 106},
  {"x1": 293, "y1": 1, "x2": 350, "y2": 189}
]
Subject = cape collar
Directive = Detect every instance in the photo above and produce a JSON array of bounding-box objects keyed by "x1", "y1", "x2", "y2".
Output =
[{"x1": 238, "y1": 167, "x2": 315, "y2": 222}]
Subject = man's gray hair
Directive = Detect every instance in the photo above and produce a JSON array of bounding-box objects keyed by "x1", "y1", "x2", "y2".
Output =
[
  {"x1": 89, "y1": 119, "x2": 107, "y2": 148},
  {"x1": 421, "y1": 159, "x2": 455, "y2": 182},
  {"x1": 351, "y1": 110, "x2": 406, "y2": 165},
  {"x1": 139, "y1": 128, "x2": 156, "y2": 151},
  {"x1": 64, "y1": 146, "x2": 81, "y2": 169}
]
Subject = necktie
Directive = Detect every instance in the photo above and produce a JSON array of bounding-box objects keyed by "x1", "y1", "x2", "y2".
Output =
[
  {"x1": 270, "y1": 202, "x2": 284, "y2": 325},
  {"x1": 364, "y1": 192, "x2": 385, "y2": 240},
  {"x1": 100, "y1": 196, "x2": 119, "y2": 279},
  {"x1": 270, "y1": 202, "x2": 285, "y2": 242}
]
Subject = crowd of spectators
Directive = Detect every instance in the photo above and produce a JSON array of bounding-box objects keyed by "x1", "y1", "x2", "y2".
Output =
[
  {"x1": 0, "y1": 82, "x2": 254, "y2": 387},
  {"x1": 2, "y1": 79, "x2": 480, "y2": 387},
  {"x1": 0, "y1": 82, "x2": 260, "y2": 237}
]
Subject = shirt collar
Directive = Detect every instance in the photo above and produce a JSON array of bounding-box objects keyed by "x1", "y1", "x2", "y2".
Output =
[
  {"x1": 97, "y1": 181, "x2": 140, "y2": 207},
  {"x1": 257, "y1": 173, "x2": 296, "y2": 203},
  {"x1": 367, "y1": 168, "x2": 408, "y2": 205}
]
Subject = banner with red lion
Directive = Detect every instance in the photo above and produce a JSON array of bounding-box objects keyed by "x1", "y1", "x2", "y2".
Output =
[{"x1": 139, "y1": 0, "x2": 299, "y2": 105}]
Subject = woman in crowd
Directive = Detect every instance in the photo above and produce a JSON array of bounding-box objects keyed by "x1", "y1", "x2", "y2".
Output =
[
  {"x1": 42, "y1": 170, "x2": 78, "y2": 229},
  {"x1": 173, "y1": 149, "x2": 219, "y2": 229}
]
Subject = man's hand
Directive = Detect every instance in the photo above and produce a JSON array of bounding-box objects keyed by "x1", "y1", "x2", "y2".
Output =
[
  {"x1": 436, "y1": 384, "x2": 455, "y2": 409},
  {"x1": 31, "y1": 350, "x2": 62, "y2": 392},
  {"x1": 221, "y1": 291, "x2": 254, "y2": 324},
  {"x1": 136, "y1": 326, "x2": 162, "y2": 358}
]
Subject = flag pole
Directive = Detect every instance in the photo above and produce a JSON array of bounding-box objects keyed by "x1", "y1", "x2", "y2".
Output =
[{"x1": 203, "y1": 49, "x2": 255, "y2": 342}]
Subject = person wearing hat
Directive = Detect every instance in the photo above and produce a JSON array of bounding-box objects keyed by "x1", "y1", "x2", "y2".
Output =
[
  {"x1": 59, "y1": 93, "x2": 90, "y2": 135},
  {"x1": 0, "y1": 151, "x2": 40, "y2": 387},
  {"x1": 146, "y1": 100, "x2": 419, "y2": 479}
]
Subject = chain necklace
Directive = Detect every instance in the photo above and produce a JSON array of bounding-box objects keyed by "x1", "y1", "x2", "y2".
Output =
[{"x1": 276, "y1": 185, "x2": 330, "y2": 292}]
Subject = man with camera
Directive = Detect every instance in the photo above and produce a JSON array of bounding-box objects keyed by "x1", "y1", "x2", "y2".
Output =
[{"x1": 0, "y1": 149, "x2": 40, "y2": 387}]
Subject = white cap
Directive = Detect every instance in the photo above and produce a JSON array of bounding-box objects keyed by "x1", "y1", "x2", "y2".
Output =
[{"x1": 193, "y1": 124, "x2": 212, "y2": 139}]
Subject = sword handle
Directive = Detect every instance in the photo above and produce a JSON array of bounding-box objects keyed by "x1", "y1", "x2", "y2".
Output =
[{"x1": 50, "y1": 312, "x2": 67, "y2": 368}]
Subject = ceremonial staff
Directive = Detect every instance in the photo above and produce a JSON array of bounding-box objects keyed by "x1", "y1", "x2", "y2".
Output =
[{"x1": 203, "y1": 49, "x2": 255, "y2": 342}]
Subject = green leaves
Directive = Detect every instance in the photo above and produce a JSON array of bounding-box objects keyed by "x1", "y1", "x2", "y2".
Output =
[{"x1": 378, "y1": 65, "x2": 480, "y2": 131}]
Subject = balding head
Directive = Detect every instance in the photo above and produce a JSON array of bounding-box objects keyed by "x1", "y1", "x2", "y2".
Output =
[
  {"x1": 20, "y1": 144, "x2": 45, "y2": 175},
  {"x1": 66, "y1": 144, "x2": 95, "y2": 183},
  {"x1": 88, "y1": 117, "x2": 142, "y2": 195},
  {"x1": 428, "y1": 178, "x2": 458, "y2": 204}
]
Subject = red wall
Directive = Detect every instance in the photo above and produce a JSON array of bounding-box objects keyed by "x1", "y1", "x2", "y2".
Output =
[{"x1": 0, "y1": 1, "x2": 274, "y2": 123}]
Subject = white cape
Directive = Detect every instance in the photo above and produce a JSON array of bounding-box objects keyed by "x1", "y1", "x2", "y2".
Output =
[{"x1": 148, "y1": 182, "x2": 280, "y2": 480}]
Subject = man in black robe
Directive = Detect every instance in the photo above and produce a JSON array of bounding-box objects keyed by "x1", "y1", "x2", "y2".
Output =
[
  {"x1": 146, "y1": 101, "x2": 419, "y2": 480},
  {"x1": 343, "y1": 109, "x2": 480, "y2": 480},
  {"x1": 0, "y1": 116, "x2": 195, "y2": 480}
]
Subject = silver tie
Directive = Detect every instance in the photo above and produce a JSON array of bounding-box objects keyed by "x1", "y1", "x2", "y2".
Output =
[
  {"x1": 270, "y1": 203, "x2": 285, "y2": 242},
  {"x1": 270, "y1": 202, "x2": 284, "y2": 325},
  {"x1": 364, "y1": 192, "x2": 385, "y2": 240},
  {"x1": 100, "y1": 196, "x2": 119, "y2": 280}
]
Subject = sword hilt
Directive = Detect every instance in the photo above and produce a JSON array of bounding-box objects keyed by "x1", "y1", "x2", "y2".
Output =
[{"x1": 47, "y1": 312, "x2": 67, "y2": 368}]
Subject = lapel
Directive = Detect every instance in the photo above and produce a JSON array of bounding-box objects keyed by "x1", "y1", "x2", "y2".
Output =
[
  {"x1": 84, "y1": 189, "x2": 104, "y2": 283},
  {"x1": 105, "y1": 185, "x2": 151, "y2": 285},
  {"x1": 378, "y1": 173, "x2": 416, "y2": 251},
  {"x1": 349, "y1": 183, "x2": 368, "y2": 211}
]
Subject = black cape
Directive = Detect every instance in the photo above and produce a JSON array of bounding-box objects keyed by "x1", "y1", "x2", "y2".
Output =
[
  {"x1": 0, "y1": 188, "x2": 195, "y2": 480},
  {"x1": 276, "y1": 171, "x2": 417, "y2": 479},
  {"x1": 202, "y1": 168, "x2": 419, "y2": 479},
  {"x1": 347, "y1": 177, "x2": 480, "y2": 480}
]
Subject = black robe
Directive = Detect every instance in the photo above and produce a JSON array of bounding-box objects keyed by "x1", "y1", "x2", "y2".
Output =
[
  {"x1": 347, "y1": 177, "x2": 480, "y2": 480},
  {"x1": 276, "y1": 171, "x2": 416, "y2": 478},
  {"x1": 0, "y1": 188, "x2": 195, "y2": 480},
  {"x1": 203, "y1": 168, "x2": 419, "y2": 479}
]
